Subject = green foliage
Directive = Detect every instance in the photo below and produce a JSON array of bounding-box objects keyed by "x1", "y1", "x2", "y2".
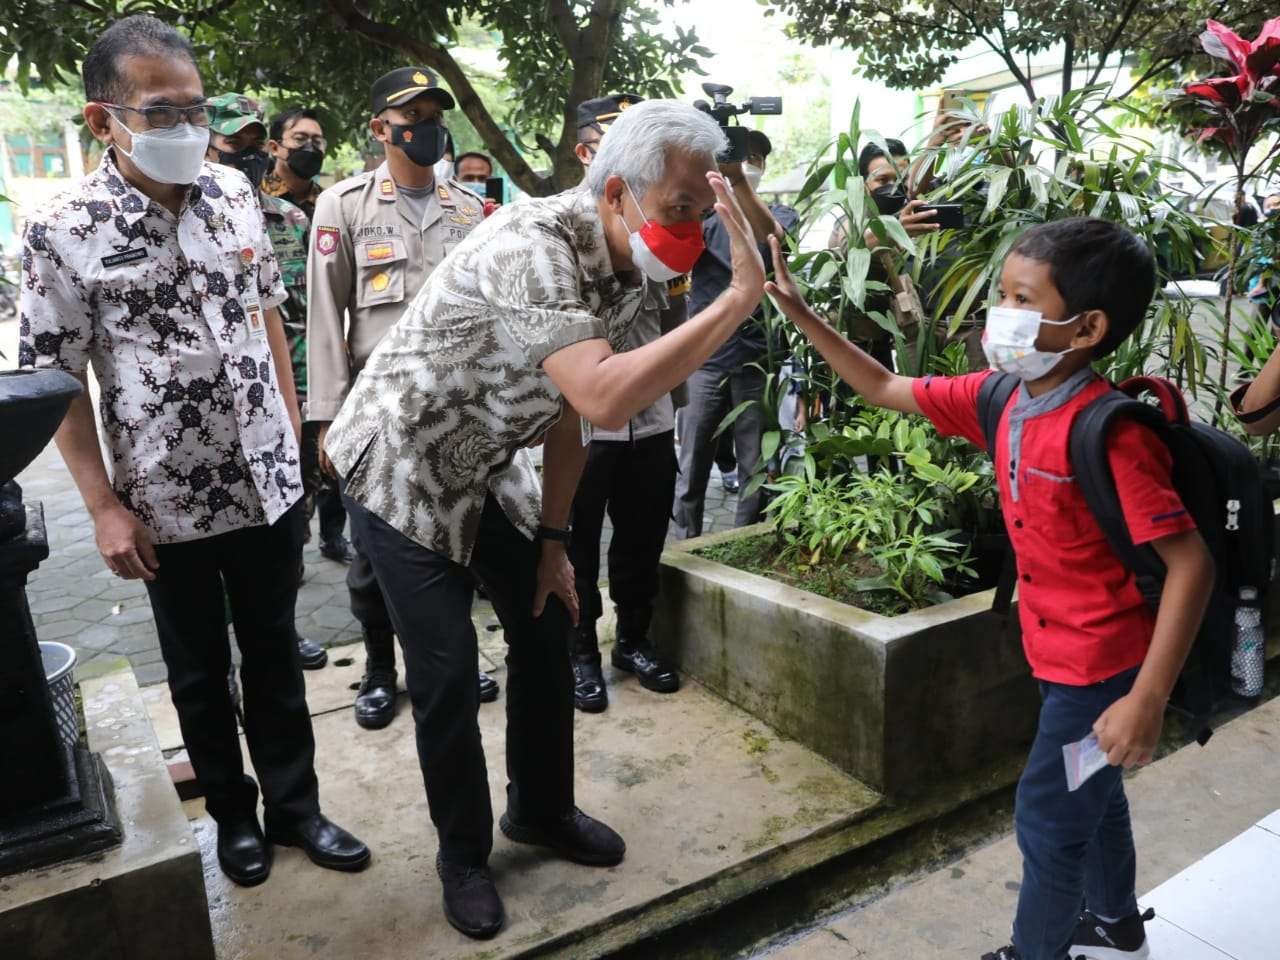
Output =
[
  {"x1": 0, "y1": 0, "x2": 710, "y2": 196},
  {"x1": 757, "y1": 427, "x2": 977, "y2": 609},
  {"x1": 915, "y1": 86, "x2": 1218, "y2": 390},
  {"x1": 767, "y1": 0, "x2": 1275, "y2": 106}
]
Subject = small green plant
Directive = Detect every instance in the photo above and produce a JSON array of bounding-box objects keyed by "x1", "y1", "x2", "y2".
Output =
[{"x1": 764, "y1": 423, "x2": 984, "y2": 611}]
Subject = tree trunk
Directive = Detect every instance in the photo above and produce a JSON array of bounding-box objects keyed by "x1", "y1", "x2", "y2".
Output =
[{"x1": 1214, "y1": 178, "x2": 1247, "y2": 420}]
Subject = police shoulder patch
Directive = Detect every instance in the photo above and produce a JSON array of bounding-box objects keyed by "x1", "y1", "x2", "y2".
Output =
[{"x1": 315, "y1": 226, "x2": 340, "y2": 256}]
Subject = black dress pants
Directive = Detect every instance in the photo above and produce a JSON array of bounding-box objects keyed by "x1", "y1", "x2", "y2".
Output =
[
  {"x1": 569, "y1": 430, "x2": 677, "y2": 629},
  {"x1": 342, "y1": 492, "x2": 574, "y2": 867},
  {"x1": 300, "y1": 419, "x2": 347, "y2": 544},
  {"x1": 145, "y1": 501, "x2": 320, "y2": 826}
]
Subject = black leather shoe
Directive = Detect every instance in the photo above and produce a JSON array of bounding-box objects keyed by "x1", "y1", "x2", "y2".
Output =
[
  {"x1": 611, "y1": 641, "x2": 680, "y2": 694},
  {"x1": 571, "y1": 654, "x2": 608, "y2": 713},
  {"x1": 500, "y1": 807, "x2": 625, "y2": 867},
  {"x1": 319, "y1": 534, "x2": 356, "y2": 564},
  {"x1": 354, "y1": 668, "x2": 397, "y2": 729},
  {"x1": 217, "y1": 817, "x2": 271, "y2": 886},
  {"x1": 478, "y1": 671, "x2": 499, "y2": 703},
  {"x1": 266, "y1": 813, "x2": 370, "y2": 872},
  {"x1": 436, "y1": 852, "x2": 504, "y2": 939},
  {"x1": 296, "y1": 635, "x2": 327, "y2": 670}
]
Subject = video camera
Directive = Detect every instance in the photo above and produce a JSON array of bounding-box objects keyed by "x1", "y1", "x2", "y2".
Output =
[{"x1": 693, "y1": 82, "x2": 782, "y2": 164}]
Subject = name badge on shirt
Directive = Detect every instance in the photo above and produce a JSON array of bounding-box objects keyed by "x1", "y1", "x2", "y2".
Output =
[
  {"x1": 101, "y1": 248, "x2": 149, "y2": 268},
  {"x1": 240, "y1": 286, "x2": 267, "y2": 342}
]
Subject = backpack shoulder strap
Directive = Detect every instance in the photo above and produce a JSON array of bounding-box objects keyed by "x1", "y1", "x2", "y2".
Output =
[
  {"x1": 1068, "y1": 390, "x2": 1170, "y2": 584},
  {"x1": 977, "y1": 372, "x2": 1019, "y2": 459}
]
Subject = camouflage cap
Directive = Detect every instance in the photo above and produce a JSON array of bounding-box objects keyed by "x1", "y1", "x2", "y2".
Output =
[{"x1": 206, "y1": 93, "x2": 266, "y2": 136}]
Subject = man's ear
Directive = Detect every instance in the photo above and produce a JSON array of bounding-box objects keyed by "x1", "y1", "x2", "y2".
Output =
[
  {"x1": 83, "y1": 103, "x2": 114, "y2": 144},
  {"x1": 604, "y1": 174, "x2": 626, "y2": 213},
  {"x1": 369, "y1": 117, "x2": 388, "y2": 145},
  {"x1": 573, "y1": 142, "x2": 593, "y2": 166},
  {"x1": 1074, "y1": 309, "x2": 1109, "y2": 351}
]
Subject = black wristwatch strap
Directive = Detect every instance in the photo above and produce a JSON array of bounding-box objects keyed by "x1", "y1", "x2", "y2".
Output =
[{"x1": 536, "y1": 525, "x2": 572, "y2": 544}]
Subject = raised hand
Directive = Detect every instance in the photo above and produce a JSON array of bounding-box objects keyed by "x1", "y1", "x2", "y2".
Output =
[
  {"x1": 763, "y1": 234, "x2": 817, "y2": 327},
  {"x1": 707, "y1": 170, "x2": 765, "y2": 307}
]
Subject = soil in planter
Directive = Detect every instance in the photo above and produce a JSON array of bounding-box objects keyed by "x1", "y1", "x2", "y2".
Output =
[{"x1": 695, "y1": 533, "x2": 911, "y2": 616}]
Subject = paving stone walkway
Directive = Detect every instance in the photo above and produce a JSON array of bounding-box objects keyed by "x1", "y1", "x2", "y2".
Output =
[{"x1": 6, "y1": 315, "x2": 743, "y2": 688}]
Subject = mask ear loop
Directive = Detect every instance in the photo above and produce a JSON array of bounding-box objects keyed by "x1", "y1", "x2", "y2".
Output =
[{"x1": 622, "y1": 180, "x2": 651, "y2": 233}]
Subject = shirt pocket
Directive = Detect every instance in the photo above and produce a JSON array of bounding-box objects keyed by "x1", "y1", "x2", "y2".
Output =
[
  {"x1": 1021, "y1": 467, "x2": 1093, "y2": 543},
  {"x1": 355, "y1": 237, "x2": 407, "y2": 308}
]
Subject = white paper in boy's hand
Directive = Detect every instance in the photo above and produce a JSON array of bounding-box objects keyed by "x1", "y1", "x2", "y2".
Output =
[{"x1": 1063, "y1": 733, "x2": 1111, "y2": 792}]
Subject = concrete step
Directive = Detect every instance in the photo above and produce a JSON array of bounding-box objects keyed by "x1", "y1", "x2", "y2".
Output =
[
  {"x1": 142, "y1": 640, "x2": 1023, "y2": 959},
  {"x1": 749, "y1": 692, "x2": 1280, "y2": 960}
]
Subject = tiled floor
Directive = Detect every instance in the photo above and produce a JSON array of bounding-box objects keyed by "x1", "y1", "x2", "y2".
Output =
[{"x1": 1139, "y1": 811, "x2": 1280, "y2": 960}]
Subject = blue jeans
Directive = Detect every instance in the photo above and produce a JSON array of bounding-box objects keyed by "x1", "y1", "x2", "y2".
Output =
[{"x1": 1013, "y1": 667, "x2": 1140, "y2": 960}]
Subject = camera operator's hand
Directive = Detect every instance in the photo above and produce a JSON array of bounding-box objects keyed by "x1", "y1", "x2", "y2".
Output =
[
  {"x1": 719, "y1": 160, "x2": 745, "y2": 182},
  {"x1": 709, "y1": 170, "x2": 766, "y2": 308}
]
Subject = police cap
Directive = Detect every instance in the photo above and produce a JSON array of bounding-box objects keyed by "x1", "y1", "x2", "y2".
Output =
[{"x1": 370, "y1": 67, "x2": 456, "y2": 114}]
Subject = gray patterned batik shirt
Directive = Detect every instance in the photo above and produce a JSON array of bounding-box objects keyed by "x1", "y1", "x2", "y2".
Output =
[{"x1": 326, "y1": 185, "x2": 655, "y2": 564}]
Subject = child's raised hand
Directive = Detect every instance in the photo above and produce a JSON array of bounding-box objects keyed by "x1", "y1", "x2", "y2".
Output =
[
  {"x1": 764, "y1": 234, "x2": 815, "y2": 326},
  {"x1": 1093, "y1": 690, "x2": 1165, "y2": 769}
]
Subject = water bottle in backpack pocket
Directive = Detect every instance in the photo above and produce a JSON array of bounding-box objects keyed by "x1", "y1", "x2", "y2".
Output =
[{"x1": 1231, "y1": 586, "x2": 1266, "y2": 698}]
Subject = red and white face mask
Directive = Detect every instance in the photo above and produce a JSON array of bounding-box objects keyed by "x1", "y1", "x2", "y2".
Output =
[{"x1": 622, "y1": 181, "x2": 705, "y2": 281}]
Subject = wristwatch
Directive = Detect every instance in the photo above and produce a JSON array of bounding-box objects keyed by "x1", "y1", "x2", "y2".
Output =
[{"x1": 536, "y1": 525, "x2": 573, "y2": 544}]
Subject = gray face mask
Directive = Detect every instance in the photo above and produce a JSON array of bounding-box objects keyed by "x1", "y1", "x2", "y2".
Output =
[{"x1": 111, "y1": 114, "x2": 209, "y2": 185}]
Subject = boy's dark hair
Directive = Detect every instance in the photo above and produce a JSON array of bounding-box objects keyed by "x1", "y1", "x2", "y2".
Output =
[
  {"x1": 269, "y1": 107, "x2": 321, "y2": 143},
  {"x1": 857, "y1": 138, "x2": 906, "y2": 178},
  {"x1": 1010, "y1": 218, "x2": 1155, "y2": 358},
  {"x1": 454, "y1": 151, "x2": 493, "y2": 172},
  {"x1": 82, "y1": 15, "x2": 196, "y2": 105}
]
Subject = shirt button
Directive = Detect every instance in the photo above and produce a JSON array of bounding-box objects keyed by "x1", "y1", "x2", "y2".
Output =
[
  {"x1": 1022, "y1": 574, "x2": 1031, "y2": 583},
  {"x1": 1038, "y1": 618, "x2": 1047, "y2": 628},
  {"x1": 1014, "y1": 520, "x2": 1024, "y2": 528}
]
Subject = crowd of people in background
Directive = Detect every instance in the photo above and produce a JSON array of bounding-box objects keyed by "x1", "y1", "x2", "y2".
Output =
[{"x1": 17, "y1": 12, "x2": 1280, "y2": 960}]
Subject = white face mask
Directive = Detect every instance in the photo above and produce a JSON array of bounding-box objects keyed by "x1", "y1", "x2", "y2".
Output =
[
  {"x1": 744, "y1": 163, "x2": 764, "y2": 191},
  {"x1": 434, "y1": 158, "x2": 454, "y2": 182},
  {"x1": 982, "y1": 306, "x2": 1080, "y2": 381},
  {"x1": 111, "y1": 114, "x2": 209, "y2": 185}
]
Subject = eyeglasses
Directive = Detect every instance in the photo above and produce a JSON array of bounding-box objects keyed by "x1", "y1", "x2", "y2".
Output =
[
  {"x1": 285, "y1": 134, "x2": 327, "y2": 151},
  {"x1": 102, "y1": 102, "x2": 210, "y2": 129}
]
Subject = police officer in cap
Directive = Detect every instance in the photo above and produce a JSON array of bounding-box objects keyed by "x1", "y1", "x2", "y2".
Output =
[
  {"x1": 566, "y1": 93, "x2": 686, "y2": 713},
  {"x1": 306, "y1": 67, "x2": 494, "y2": 729}
]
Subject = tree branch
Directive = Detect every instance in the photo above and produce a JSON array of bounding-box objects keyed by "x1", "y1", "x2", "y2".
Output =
[
  {"x1": 324, "y1": 0, "x2": 551, "y2": 194},
  {"x1": 1087, "y1": 0, "x2": 1143, "y2": 86}
]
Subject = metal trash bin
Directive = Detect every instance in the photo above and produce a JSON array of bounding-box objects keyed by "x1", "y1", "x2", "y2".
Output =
[{"x1": 39, "y1": 641, "x2": 79, "y2": 750}]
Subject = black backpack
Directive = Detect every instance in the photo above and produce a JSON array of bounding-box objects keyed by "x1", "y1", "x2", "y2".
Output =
[{"x1": 977, "y1": 373, "x2": 1274, "y2": 731}]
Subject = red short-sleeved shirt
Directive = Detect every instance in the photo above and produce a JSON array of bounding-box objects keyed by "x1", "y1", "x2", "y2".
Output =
[{"x1": 913, "y1": 370, "x2": 1197, "y2": 685}]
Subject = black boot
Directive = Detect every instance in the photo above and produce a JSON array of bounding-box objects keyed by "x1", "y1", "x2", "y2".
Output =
[
  {"x1": 611, "y1": 607, "x2": 679, "y2": 694},
  {"x1": 571, "y1": 623, "x2": 607, "y2": 713},
  {"x1": 354, "y1": 628, "x2": 398, "y2": 730},
  {"x1": 478, "y1": 671, "x2": 500, "y2": 703}
]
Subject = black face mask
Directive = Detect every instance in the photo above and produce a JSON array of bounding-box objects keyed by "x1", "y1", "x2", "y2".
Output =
[
  {"x1": 219, "y1": 147, "x2": 271, "y2": 190},
  {"x1": 870, "y1": 184, "x2": 908, "y2": 216},
  {"x1": 388, "y1": 118, "x2": 447, "y2": 168},
  {"x1": 285, "y1": 145, "x2": 324, "y2": 180}
]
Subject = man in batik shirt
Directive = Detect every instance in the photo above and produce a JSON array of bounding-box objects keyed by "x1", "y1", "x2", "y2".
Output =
[
  {"x1": 326, "y1": 98, "x2": 765, "y2": 940},
  {"x1": 20, "y1": 14, "x2": 368, "y2": 888}
]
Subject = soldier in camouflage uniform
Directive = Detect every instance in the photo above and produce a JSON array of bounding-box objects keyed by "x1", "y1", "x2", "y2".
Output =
[{"x1": 205, "y1": 93, "x2": 329, "y2": 670}]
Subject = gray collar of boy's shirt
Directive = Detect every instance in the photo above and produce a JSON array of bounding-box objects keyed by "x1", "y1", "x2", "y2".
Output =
[{"x1": 1005, "y1": 365, "x2": 1098, "y2": 502}]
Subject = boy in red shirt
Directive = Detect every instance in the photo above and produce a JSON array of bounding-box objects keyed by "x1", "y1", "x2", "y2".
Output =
[{"x1": 765, "y1": 218, "x2": 1214, "y2": 960}]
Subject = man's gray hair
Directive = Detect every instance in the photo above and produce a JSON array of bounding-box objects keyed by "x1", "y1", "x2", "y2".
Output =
[{"x1": 585, "y1": 100, "x2": 727, "y2": 199}]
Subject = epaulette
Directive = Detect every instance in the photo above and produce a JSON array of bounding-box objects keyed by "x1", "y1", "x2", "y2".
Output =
[
  {"x1": 666, "y1": 274, "x2": 692, "y2": 297},
  {"x1": 327, "y1": 170, "x2": 375, "y2": 196}
]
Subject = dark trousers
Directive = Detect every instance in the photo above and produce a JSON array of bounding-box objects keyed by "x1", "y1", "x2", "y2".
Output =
[
  {"x1": 673, "y1": 361, "x2": 766, "y2": 539},
  {"x1": 144, "y1": 502, "x2": 319, "y2": 826},
  {"x1": 345, "y1": 508, "x2": 394, "y2": 638},
  {"x1": 569, "y1": 430, "x2": 677, "y2": 635},
  {"x1": 1012, "y1": 667, "x2": 1140, "y2": 960},
  {"x1": 343, "y1": 492, "x2": 574, "y2": 866},
  {"x1": 300, "y1": 420, "x2": 346, "y2": 544}
]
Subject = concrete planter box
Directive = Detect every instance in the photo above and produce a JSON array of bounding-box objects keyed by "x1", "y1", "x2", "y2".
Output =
[
  {"x1": 656, "y1": 518, "x2": 1280, "y2": 799},
  {"x1": 653, "y1": 524, "x2": 1040, "y2": 797}
]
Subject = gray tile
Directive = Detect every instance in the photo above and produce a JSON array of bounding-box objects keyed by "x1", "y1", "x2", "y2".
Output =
[
  {"x1": 107, "y1": 629, "x2": 161, "y2": 656},
  {"x1": 133, "y1": 661, "x2": 170, "y2": 686},
  {"x1": 37, "y1": 618, "x2": 98, "y2": 642},
  {"x1": 27, "y1": 592, "x2": 82, "y2": 614}
]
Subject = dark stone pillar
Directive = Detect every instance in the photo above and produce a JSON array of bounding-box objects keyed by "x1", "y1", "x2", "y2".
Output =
[{"x1": 0, "y1": 369, "x2": 121, "y2": 875}]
